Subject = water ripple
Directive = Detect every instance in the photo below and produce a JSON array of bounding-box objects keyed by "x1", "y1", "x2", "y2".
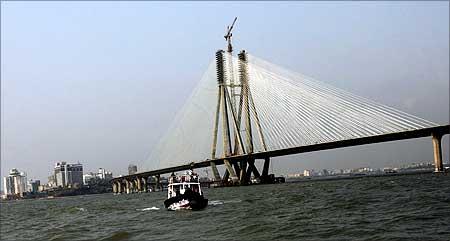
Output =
[{"x1": 1, "y1": 173, "x2": 449, "y2": 241}]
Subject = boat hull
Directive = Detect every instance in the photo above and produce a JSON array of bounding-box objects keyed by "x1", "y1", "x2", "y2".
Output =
[{"x1": 164, "y1": 192, "x2": 208, "y2": 211}]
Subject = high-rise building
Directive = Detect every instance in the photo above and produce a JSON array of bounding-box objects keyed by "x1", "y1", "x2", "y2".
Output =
[
  {"x1": 128, "y1": 164, "x2": 137, "y2": 175},
  {"x1": 54, "y1": 162, "x2": 83, "y2": 188},
  {"x1": 3, "y1": 169, "x2": 27, "y2": 197}
]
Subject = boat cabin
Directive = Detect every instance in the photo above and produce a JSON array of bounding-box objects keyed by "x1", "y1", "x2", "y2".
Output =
[{"x1": 167, "y1": 171, "x2": 203, "y2": 199}]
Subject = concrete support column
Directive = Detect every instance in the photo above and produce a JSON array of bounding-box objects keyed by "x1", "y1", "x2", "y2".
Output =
[
  {"x1": 126, "y1": 180, "x2": 131, "y2": 194},
  {"x1": 112, "y1": 182, "x2": 117, "y2": 194},
  {"x1": 224, "y1": 160, "x2": 238, "y2": 183},
  {"x1": 136, "y1": 178, "x2": 141, "y2": 192},
  {"x1": 117, "y1": 182, "x2": 122, "y2": 193},
  {"x1": 155, "y1": 175, "x2": 161, "y2": 191},
  {"x1": 142, "y1": 178, "x2": 147, "y2": 192},
  {"x1": 239, "y1": 160, "x2": 248, "y2": 185},
  {"x1": 262, "y1": 157, "x2": 270, "y2": 177},
  {"x1": 210, "y1": 162, "x2": 221, "y2": 182},
  {"x1": 223, "y1": 169, "x2": 230, "y2": 182},
  {"x1": 432, "y1": 133, "x2": 443, "y2": 172},
  {"x1": 233, "y1": 163, "x2": 241, "y2": 179},
  {"x1": 249, "y1": 159, "x2": 260, "y2": 178}
]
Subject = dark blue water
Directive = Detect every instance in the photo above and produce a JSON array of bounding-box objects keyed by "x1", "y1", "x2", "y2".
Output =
[{"x1": 1, "y1": 173, "x2": 449, "y2": 241}]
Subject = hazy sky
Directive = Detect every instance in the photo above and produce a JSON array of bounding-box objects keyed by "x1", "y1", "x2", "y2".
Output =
[{"x1": 1, "y1": 2, "x2": 449, "y2": 184}]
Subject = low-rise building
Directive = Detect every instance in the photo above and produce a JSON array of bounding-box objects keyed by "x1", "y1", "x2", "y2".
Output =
[
  {"x1": 303, "y1": 169, "x2": 313, "y2": 177},
  {"x1": 38, "y1": 185, "x2": 50, "y2": 192},
  {"x1": 83, "y1": 168, "x2": 113, "y2": 185},
  {"x1": 287, "y1": 173, "x2": 303, "y2": 178},
  {"x1": 83, "y1": 172, "x2": 96, "y2": 185},
  {"x1": 28, "y1": 179, "x2": 41, "y2": 193}
]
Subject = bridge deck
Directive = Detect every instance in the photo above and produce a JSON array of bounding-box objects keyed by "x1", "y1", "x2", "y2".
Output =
[{"x1": 112, "y1": 125, "x2": 449, "y2": 181}]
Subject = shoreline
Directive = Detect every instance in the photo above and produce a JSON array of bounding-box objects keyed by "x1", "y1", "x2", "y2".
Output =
[{"x1": 285, "y1": 169, "x2": 448, "y2": 184}]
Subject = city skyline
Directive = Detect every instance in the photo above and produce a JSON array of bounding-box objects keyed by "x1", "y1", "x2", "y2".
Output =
[
  {"x1": 2, "y1": 2, "x2": 449, "y2": 184},
  {"x1": 1, "y1": 162, "x2": 115, "y2": 198}
]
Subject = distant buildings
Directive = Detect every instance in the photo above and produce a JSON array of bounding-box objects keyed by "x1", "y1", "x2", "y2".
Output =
[
  {"x1": 128, "y1": 164, "x2": 137, "y2": 175},
  {"x1": 354, "y1": 167, "x2": 373, "y2": 173},
  {"x1": 287, "y1": 173, "x2": 303, "y2": 178},
  {"x1": 97, "y1": 168, "x2": 113, "y2": 180},
  {"x1": 3, "y1": 169, "x2": 27, "y2": 198},
  {"x1": 82, "y1": 173, "x2": 95, "y2": 185},
  {"x1": 47, "y1": 175, "x2": 56, "y2": 188},
  {"x1": 28, "y1": 179, "x2": 40, "y2": 193},
  {"x1": 54, "y1": 162, "x2": 83, "y2": 188},
  {"x1": 83, "y1": 168, "x2": 113, "y2": 185},
  {"x1": 303, "y1": 170, "x2": 313, "y2": 177},
  {"x1": 2, "y1": 162, "x2": 119, "y2": 200}
]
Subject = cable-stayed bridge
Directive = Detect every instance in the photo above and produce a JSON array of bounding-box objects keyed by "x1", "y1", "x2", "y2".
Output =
[{"x1": 111, "y1": 48, "x2": 449, "y2": 194}]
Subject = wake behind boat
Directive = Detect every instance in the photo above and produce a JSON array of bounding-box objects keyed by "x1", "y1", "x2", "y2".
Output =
[{"x1": 164, "y1": 170, "x2": 208, "y2": 211}]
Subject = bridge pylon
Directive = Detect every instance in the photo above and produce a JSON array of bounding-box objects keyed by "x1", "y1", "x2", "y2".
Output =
[{"x1": 210, "y1": 49, "x2": 271, "y2": 185}]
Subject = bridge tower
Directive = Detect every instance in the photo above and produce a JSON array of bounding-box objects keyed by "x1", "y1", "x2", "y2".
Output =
[{"x1": 210, "y1": 18, "x2": 271, "y2": 185}]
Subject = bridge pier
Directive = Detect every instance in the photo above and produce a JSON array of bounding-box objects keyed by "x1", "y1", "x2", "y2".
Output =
[
  {"x1": 126, "y1": 180, "x2": 131, "y2": 194},
  {"x1": 262, "y1": 157, "x2": 270, "y2": 177},
  {"x1": 239, "y1": 160, "x2": 248, "y2": 184},
  {"x1": 210, "y1": 162, "x2": 221, "y2": 182},
  {"x1": 432, "y1": 133, "x2": 443, "y2": 172},
  {"x1": 246, "y1": 159, "x2": 260, "y2": 180},
  {"x1": 129, "y1": 180, "x2": 134, "y2": 193},
  {"x1": 118, "y1": 181, "x2": 122, "y2": 194},
  {"x1": 155, "y1": 175, "x2": 161, "y2": 191},
  {"x1": 132, "y1": 180, "x2": 136, "y2": 193},
  {"x1": 233, "y1": 162, "x2": 241, "y2": 179},
  {"x1": 136, "y1": 178, "x2": 140, "y2": 192},
  {"x1": 142, "y1": 177, "x2": 147, "y2": 192},
  {"x1": 223, "y1": 160, "x2": 239, "y2": 184},
  {"x1": 112, "y1": 182, "x2": 117, "y2": 193}
]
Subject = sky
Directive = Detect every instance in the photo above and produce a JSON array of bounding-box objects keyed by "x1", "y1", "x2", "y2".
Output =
[{"x1": 1, "y1": 2, "x2": 449, "y2": 184}]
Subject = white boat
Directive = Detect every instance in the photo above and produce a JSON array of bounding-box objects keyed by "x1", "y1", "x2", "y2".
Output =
[{"x1": 163, "y1": 170, "x2": 208, "y2": 211}]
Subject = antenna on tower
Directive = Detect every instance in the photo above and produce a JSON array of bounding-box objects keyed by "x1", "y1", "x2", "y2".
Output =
[{"x1": 224, "y1": 17, "x2": 238, "y2": 53}]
